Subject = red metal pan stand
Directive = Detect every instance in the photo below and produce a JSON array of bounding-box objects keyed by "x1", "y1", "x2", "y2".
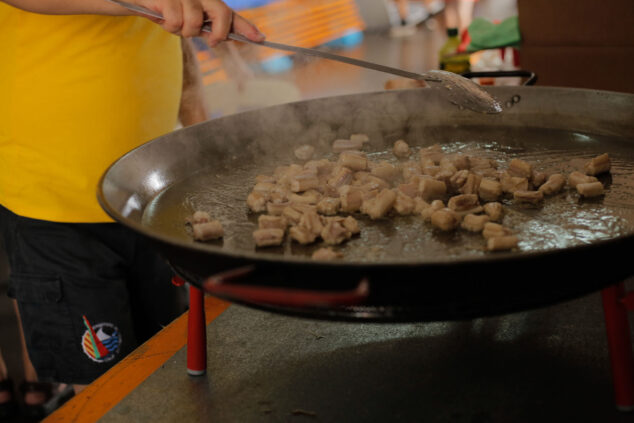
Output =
[
  {"x1": 601, "y1": 281, "x2": 634, "y2": 411},
  {"x1": 172, "y1": 276, "x2": 207, "y2": 376}
]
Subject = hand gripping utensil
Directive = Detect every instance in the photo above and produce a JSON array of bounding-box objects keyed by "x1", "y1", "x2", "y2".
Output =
[{"x1": 108, "y1": 0, "x2": 502, "y2": 114}]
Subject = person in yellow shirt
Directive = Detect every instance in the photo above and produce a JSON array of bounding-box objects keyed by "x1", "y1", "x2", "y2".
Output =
[{"x1": 0, "y1": 0, "x2": 264, "y2": 416}]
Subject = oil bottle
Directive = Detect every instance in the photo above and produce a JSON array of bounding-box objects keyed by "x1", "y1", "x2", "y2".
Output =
[{"x1": 439, "y1": 28, "x2": 470, "y2": 74}]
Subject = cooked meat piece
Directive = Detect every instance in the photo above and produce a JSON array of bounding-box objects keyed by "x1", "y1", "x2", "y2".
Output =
[
  {"x1": 449, "y1": 169, "x2": 470, "y2": 193},
  {"x1": 253, "y1": 228, "x2": 285, "y2": 247},
  {"x1": 289, "y1": 226, "x2": 318, "y2": 244},
  {"x1": 290, "y1": 203, "x2": 317, "y2": 214},
  {"x1": 247, "y1": 191, "x2": 268, "y2": 213},
  {"x1": 538, "y1": 173, "x2": 566, "y2": 196},
  {"x1": 421, "y1": 160, "x2": 441, "y2": 177},
  {"x1": 568, "y1": 171, "x2": 598, "y2": 188},
  {"x1": 393, "y1": 140, "x2": 410, "y2": 158},
  {"x1": 299, "y1": 210, "x2": 324, "y2": 236},
  {"x1": 419, "y1": 178, "x2": 447, "y2": 201},
  {"x1": 253, "y1": 182, "x2": 276, "y2": 195},
  {"x1": 434, "y1": 163, "x2": 458, "y2": 185},
  {"x1": 513, "y1": 190, "x2": 544, "y2": 205},
  {"x1": 419, "y1": 144, "x2": 444, "y2": 165},
  {"x1": 401, "y1": 161, "x2": 422, "y2": 180},
  {"x1": 413, "y1": 197, "x2": 430, "y2": 214},
  {"x1": 255, "y1": 174, "x2": 276, "y2": 184},
  {"x1": 478, "y1": 178, "x2": 502, "y2": 202},
  {"x1": 398, "y1": 181, "x2": 419, "y2": 198},
  {"x1": 266, "y1": 202, "x2": 288, "y2": 216},
  {"x1": 531, "y1": 171, "x2": 548, "y2": 188},
  {"x1": 362, "y1": 189, "x2": 397, "y2": 219},
  {"x1": 394, "y1": 191, "x2": 415, "y2": 215},
  {"x1": 327, "y1": 166, "x2": 354, "y2": 189},
  {"x1": 339, "y1": 185, "x2": 363, "y2": 213},
  {"x1": 191, "y1": 211, "x2": 211, "y2": 224},
  {"x1": 311, "y1": 247, "x2": 344, "y2": 260},
  {"x1": 294, "y1": 144, "x2": 315, "y2": 161},
  {"x1": 289, "y1": 190, "x2": 321, "y2": 205},
  {"x1": 442, "y1": 154, "x2": 470, "y2": 171},
  {"x1": 258, "y1": 215, "x2": 288, "y2": 230},
  {"x1": 339, "y1": 150, "x2": 368, "y2": 171},
  {"x1": 448, "y1": 194, "x2": 479, "y2": 212},
  {"x1": 269, "y1": 186, "x2": 290, "y2": 204},
  {"x1": 317, "y1": 197, "x2": 340, "y2": 215},
  {"x1": 192, "y1": 220, "x2": 224, "y2": 241},
  {"x1": 350, "y1": 133, "x2": 370, "y2": 144},
  {"x1": 333, "y1": 138, "x2": 363, "y2": 153},
  {"x1": 420, "y1": 199, "x2": 444, "y2": 222},
  {"x1": 584, "y1": 153, "x2": 611, "y2": 176},
  {"x1": 508, "y1": 158, "x2": 533, "y2": 179},
  {"x1": 431, "y1": 208, "x2": 460, "y2": 231},
  {"x1": 304, "y1": 159, "x2": 335, "y2": 176},
  {"x1": 487, "y1": 235, "x2": 519, "y2": 251},
  {"x1": 290, "y1": 175, "x2": 320, "y2": 193},
  {"x1": 483, "y1": 202, "x2": 503, "y2": 222},
  {"x1": 482, "y1": 222, "x2": 512, "y2": 240},
  {"x1": 469, "y1": 157, "x2": 498, "y2": 172},
  {"x1": 500, "y1": 172, "x2": 529, "y2": 194},
  {"x1": 461, "y1": 214, "x2": 490, "y2": 232},
  {"x1": 459, "y1": 173, "x2": 482, "y2": 195},
  {"x1": 343, "y1": 216, "x2": 360, "y2": 235},
  {"x1": 371, "y1": 161, "x2": 400, "y2": 182},
  {"x1": 321, "y1": 220, "x2": 351, "y2": 245},
  {"x1": 577, "y1": 181, "x2": 604, "y2": 197},
  {"x1": 282, "y1": 206, "x2": 303, "y2": 225}
]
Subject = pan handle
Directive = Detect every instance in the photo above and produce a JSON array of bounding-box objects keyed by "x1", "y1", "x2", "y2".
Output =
[
  {"x1": 460, "y1": 70, "x2": 538, "y2": 86},
  {"x1": 201, "y1": 266, "x2": 370, "y2": 308}
]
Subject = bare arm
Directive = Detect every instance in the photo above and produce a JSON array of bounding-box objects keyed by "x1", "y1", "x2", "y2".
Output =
[{"x1": 2, "y1": 0, "x2": 265, "y2": 47}]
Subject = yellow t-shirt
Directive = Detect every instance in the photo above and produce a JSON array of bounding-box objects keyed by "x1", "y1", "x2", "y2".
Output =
[{"x1": 0, "y1": 5, "x2": 183, "y2": 222}]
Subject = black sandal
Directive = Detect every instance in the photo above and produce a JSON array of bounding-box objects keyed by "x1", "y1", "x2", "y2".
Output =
[{"x1": 0, "y1": 378, "x2": 18, "y2": 420}]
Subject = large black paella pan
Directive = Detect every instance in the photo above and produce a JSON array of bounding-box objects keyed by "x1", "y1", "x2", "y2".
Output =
[{"x1": 98, "y1": 87, "x2": 634, "y2": 321}]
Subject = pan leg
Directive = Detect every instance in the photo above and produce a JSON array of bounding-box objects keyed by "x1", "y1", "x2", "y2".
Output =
[
  {"x1": 187, "y1": 284, "x2": 207, "y2": 376},
  {"x1": 601, "y1": 282, "x2": 634, "y2": 411}
]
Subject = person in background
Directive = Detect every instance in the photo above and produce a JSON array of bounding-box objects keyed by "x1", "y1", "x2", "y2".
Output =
[
  {"x1": 390, "y1": 0, "x2": 445, "y2": 37},
  {"x1": 0, "y1": 0, "x2": 264, "y2": 417},
  {"x1": 444, "y1": 0, "x2": 476, "y2": 33}
]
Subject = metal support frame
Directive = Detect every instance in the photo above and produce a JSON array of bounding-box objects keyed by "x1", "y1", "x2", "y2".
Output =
[
  {"x1": 601, "y1": 281, "x2": 634, "y2": 412},
  {"x1": 172, "y1": 276, "x2": 207, "y2": 376}
]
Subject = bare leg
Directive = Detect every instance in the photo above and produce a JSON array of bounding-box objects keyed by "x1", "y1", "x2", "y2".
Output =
[
  {"x1": 395, "y1": 0, "x2": 409, "y2": 24},
  {"x1": 0, "y1": 349, "x2": 10, "y2": 403},
  {"x1": 13, "y1": 300, "x2": 48, "y2": 405}
]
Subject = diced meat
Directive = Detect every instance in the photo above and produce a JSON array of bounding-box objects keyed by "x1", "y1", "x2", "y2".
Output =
[
  {"x1": 311, "y1": 247, "x2": 343, "y2": 260},
  {"x1": 343, "y1": 216, "x2": 360, "y2": 235},
  {"x1": 327, "y1": 166, "x2": 354, "y2": 189},
  {"x1": 333, "y1": 138, "x2": 363, "y2": 153},
  {"x1": 294, "y1": 144, "x2": 315, "y2": 161},
  {"x1": 531, "y1": 171, "x2": 548, "y2": 188},
  {"x1": 362, "y1": 189, "x2": 397, "y2": 219},
  {"x1": 487, "y1": 235, "x2": 518, "y2": 251},
  {"x1": 266, "y1": 202, "x2": 288, "y2": 216},
  {"x1": 500, "y1": 172, "x2": 529, "y2": 194},
  {"x1": 413, "y1": 198, "x2": 430, "y2": 214},
  {"x1": 290, "y1": 175, "x2": 320, "y2": 193},
  {"x1": 393, "y1": 140, "x2": 410, "y2": 158},
  {"x1": 339, "y1": 185, "x2": 363, "y2": 213},
  {"x1": 339, "y1": 150, "x2": 368, "y2": 171},
  {"x1": 349, "y1": 133, "x2": 370, "y2": 144},
  {"x1": 538, "y1": 173, "x2": 566, "y2": 196},
  {"x1": 513, "y1": 190, "x2": 544, "y2": 205},
  {"x1": 478, "y1": 179, "x2": 502, "y2": 202},
  {"x1": 371, "y1": 161, "x2": 400, "y2": 182},
  {"x1": 419, "y1": 178, "x2": 447, "y2": 201},
  {"x1": 419, "y1": 144, "x2": 444, "y2": 165},
  {"x1": 321, "y1": 219, "x2": 351, "y2": 245},
  {"x1": 253, "y1": 228, "x2": 285, "y2": 247},
  {"x1": 191, "y1": 211, "x2": 211, "y2": 224},
  {"x1": 584, "y1": 153, "x2": 611, "y2": 176},
  {"x1": 317, "y1": 197, "x2": 340, "y2": 215},
  {"x1": 420, "y1": 199, "x2": 444, "y2": 222},
  {"x1": 258, "y1": 215, "x2": 287, "y2": 230},
  {"x1": 482, "y1": 222, "x2": 512, "y2": 240},
  {"x1": 290, "y1": 203, "x2": 317, "y2": 215},
  {"x1": 282, "y1": 206, "x2": 303, "y2": 225},
  {"x1": 568, "y1": 171, "x2": 598, "y2": 189},
  {"x1": 447, "y1": 194, "x2": 479, "y2": 212},
  {"x1": 483, "y1": 202, "x2": 503, "y2": 222},
  {"x1": 393, "y1": 191, "x2": 415, "y2": 215},
  {"x1": 304, "y1": 159, "x2": 335, "y2": 176},
  {"x1": 289, "y1": 226, "x2": 318, "y2": 244},
  {"x1": 401, "y1": 161, "x2": 422, "y2": 180},
  {"x1": 430, "y1": 208, "x2": 460, "y2": 231},
  {"x1": 459, "y1": 173, "x2": 482, "y2": 195},
  {"x1": 255, "y1": 174, "x2": 276, "y2": 184},
  {"x1": 299, "y1": 210, "x2": 324, "y2": 236},
  {"x1": 247, "y1": 191, "x2": 268, "y2": 213},
  {"x1": 192, "y1": 220, "x2": 224, "y2": 241},
  {"x1": 289, "y1": 190, "x2": 321, "y2": 205},
  {"x1": 461, "y1": 214, "x2": 489, "y2": 232},
  {"x1": 577, "y1": 181, "x2": 604, "y2": 197},
  {"x1": 449, "y1": 169, "x2": 470, "y2": 193},
  {"x1": 508, "y1": 158, "x2": 533, "y2": 179},
  {"x1": 398, "y1": 181, "x2": 419, "y2": 198}
]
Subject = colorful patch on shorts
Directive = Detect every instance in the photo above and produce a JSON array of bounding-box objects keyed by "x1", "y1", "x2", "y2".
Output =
[{"x1": 81, "y1": 316, "x2": 122, "y2": 363}]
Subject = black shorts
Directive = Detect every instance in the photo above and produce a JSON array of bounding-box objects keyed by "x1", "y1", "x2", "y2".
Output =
[{"x1": 1, "y1": 205, "x2": 185, "y2": 385}]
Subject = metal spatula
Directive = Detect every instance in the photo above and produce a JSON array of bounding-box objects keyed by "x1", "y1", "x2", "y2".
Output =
[{"x1": 108, "y1": 0, "x2": 502, "y2": 114}]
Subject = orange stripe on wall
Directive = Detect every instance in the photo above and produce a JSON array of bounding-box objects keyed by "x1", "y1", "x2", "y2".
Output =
[{"x1": 44, "y1": 296, "x2": 230, "y2": 423}]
